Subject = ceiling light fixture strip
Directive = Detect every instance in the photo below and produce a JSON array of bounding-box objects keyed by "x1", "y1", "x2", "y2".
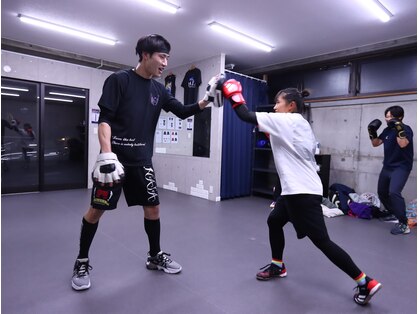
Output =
[
  {"x1": 142, "y1": 0, "x2": 180, "y2": 14},
  {"x1": 365, "y1": 0, "x2": 393, "y2": 22},
  {"x1": 18, "y1": 14, "x2": 117, "y2": 45},
  {"x1": 208, "y1": 21, "x2": 273, "y2": 52}
]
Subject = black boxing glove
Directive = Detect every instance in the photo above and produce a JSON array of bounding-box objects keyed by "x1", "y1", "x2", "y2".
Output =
[
  {"x1": 368, "y1": 119, "x2": 382, "y2": 140},
  {"x1": 388, "y1": 119, "x2": 406, "y2": 139}
]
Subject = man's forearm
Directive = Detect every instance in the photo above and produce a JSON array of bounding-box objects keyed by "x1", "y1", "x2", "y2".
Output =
[
  {"x1": 371, "y1": 138, "x2": 382, "y2": 147},
  {"x1": 198, "y1": 100, "x2": 210, "y2": 110},
  {"x1": 98, "y1": 122, "x2": 112, "y2": 153},
  {"x1": 397, "y1": 137, "x2": 409, "y2": 148}
]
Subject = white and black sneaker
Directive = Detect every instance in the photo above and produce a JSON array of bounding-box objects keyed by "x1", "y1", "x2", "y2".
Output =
[
  {"x1": 390, "y1": 222, "x2": 411, "y2": 235},
  {"x1": 354, "y1": 278, "x2": 382, "y2": 305},
  {"x1": 72, "y1": 258, "x2": 92, "y2": 291},
  {"x1": 146, "y1": 251, "x2": 182, "y2": 274}
]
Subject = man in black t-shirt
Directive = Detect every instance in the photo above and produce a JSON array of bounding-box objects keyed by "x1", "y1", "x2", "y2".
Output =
[
  {"x1": 368, "y1": 105, "x2": 414, "y2": 235},
  {"x1": 71, "y1": 34, "x2": 221, "y2": 291}
]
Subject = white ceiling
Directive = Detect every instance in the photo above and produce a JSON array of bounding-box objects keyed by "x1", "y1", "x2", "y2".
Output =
[{"x1": 1, "y1": 0, "x2": 417, "y2": 73}]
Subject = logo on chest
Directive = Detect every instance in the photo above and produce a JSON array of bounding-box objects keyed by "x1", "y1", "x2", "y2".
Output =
[
  {"x1": 188, "y1": 77, "x2": 196, "y2": 88},
  {"x1": 151, "y1": 94, "x2": 159, "y2": 106}
]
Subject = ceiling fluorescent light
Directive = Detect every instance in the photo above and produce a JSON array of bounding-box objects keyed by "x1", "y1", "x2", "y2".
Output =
[
  {"x1": 142, "y1": 0, "x2": 180, "y2": 14},
  {"x1": 44, "y1": 97, "x2": 73, "y2": 103},
  {"x1": 1, "y1": 93, "x2": 20, "y2": 97},
  {"x1": 18, "y1": 14, "x2": 117, "y2": 45},
  {"x1": 1, "y1": 86, "x2": 29, "y2": 92},
  {"x1": 208, "y1": 21, "x2": 273, "y2": 52},
  {"x1": 50, "y1": 92, "x2": 86, "y2": 98},
  {"x1": 363, "y1": 0, "x2": 393, "y2": 22}
]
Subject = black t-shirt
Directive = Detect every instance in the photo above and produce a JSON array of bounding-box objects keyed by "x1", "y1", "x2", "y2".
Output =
[
  {"x1": 165, "y1": 74, "x2": 176, "y2": 97},
  {"x1": 181, "y1": 67, "x2": 202, "y2": 105},
  {"x1": 98, "y1": 69, "x2": 203, "y2": 166},
  {"x1": 379, "y1": 123, "x2": 414, "y2": 171}
]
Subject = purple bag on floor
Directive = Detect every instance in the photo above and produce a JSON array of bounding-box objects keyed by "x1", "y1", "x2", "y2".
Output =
[{"x1": 348, "y1": 202, "x2": 372, "y2": 219}]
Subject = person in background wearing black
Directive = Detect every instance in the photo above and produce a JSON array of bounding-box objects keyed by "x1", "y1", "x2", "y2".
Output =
[
  {"x1": 368, "y1": 105, "x2": 414, "y2": 235},
  {"x1": 71, "y1": 34, "x2": 221, "y2": 291}
]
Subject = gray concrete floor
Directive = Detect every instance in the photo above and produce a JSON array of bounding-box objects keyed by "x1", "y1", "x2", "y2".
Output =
[{"x1": 1, "y1": 188, "x2": 417, "y2": 314}]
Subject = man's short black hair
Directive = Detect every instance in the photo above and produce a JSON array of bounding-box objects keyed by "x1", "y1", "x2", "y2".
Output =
[
  {"x1": 385, "y1": 105, "x2": 404, "y2": 120},
  {"x1": 135, "y1": 34, "x2": 171, "y2": 62}
]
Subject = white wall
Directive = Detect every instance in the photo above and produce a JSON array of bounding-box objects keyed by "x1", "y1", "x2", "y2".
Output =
[
  {"x1": 310, "y1": 94, "x2": 417, "y2": 202},
  {"x1": 153, "y1": 54, "x2": 225, "y2": 201},
  {"x1": 1, "y1": 50, "x2": 114, "y2": 188},
  {"x1": 1, "y1": 50, "x2": 226, "y2": 200}
]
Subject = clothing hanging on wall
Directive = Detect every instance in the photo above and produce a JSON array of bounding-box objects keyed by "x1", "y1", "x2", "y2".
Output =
[
  {"x1": 165, "y1": 73, "x2": 176, "y2": 97},
  {"x1": 181, "y1": 67, "x2": 201, "y2": 105}
]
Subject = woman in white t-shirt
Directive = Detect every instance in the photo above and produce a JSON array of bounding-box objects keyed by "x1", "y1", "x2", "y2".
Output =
[{"x1": 221, "y1": 79, "x2": 382, "y2": 306}]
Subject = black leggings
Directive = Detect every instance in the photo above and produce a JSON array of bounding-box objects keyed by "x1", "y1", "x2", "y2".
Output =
[{"x1": 268, "y1": 195, "x2": 362, "y2": 279}]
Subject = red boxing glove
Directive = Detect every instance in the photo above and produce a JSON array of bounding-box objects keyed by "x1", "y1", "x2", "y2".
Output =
[{"x1": 222, "y1": 79, "x2": 246, "y2": 108}]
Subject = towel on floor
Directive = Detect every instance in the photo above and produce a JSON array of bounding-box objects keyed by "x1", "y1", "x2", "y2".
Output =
[{"x1": 321, "y1": 204, "x2": 344, "y2": 218}]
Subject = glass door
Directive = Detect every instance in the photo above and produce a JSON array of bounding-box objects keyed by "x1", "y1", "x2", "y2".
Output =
[
  {"x1": 42, "y1": 84, "x2": 88, "y2": 190},
  {"x1": 1, "y1": 78, "x2": 88, "y2": 193},
  {"x1": 1, "y1": 78, "x2": 40, "y2": 193}
]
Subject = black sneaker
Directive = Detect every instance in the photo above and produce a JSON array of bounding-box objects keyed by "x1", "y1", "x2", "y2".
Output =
[
  {"x1": 146, "y1": 251, "x2": 182, "y2": 274},
  {"x1": 380, "y1": 214, "x2": 398, "y2": 223},
  {"x1": 354, "y1": 278, "x2": 382, "y2": 305},
  {"x1": 390, "y1": 222, "x2": 410, "y2": 235},
  {"x1": 256, "y1": 263, "x2": 287, "y2": 281},
  {"x1": 71, "y1": 258, "x2": 92, "y2": 291}
]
